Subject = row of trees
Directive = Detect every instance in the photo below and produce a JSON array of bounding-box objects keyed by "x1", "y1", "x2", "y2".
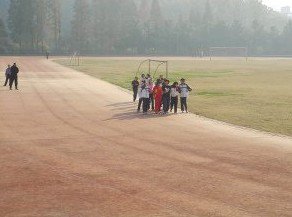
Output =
[{"x1": 0, "y1": 0, "x2": 292, "y2": 55}]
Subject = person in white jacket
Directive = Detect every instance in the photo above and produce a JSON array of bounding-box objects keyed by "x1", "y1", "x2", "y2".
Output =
[
  {"x1": 140, "y1": 80, "x2": 150, "y2": 114},
  {"x1": 170, "y1": 82, "x2": 179, "y2": 113},
  {"x1": 179, "y1": 78, "x2": 192, "y2": 113}
]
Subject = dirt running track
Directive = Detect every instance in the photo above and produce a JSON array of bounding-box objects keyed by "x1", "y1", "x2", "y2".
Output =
[{"x1": 0, "y1": 57, "x2": 291, "y2": 217}]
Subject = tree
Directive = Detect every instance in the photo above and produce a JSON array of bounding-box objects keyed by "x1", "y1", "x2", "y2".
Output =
[
  {"x1": 116, "y1": 0, "x2": 140, "y2": 54},
  {"x1": 138, "y1": 0, "x2": 150, "y2": 23},
  {"x1": 8, "y1": 0, "x2": 35, "y2": 51},
  {"x1": 150, "y1": 0, "x2": 163, "y2": 28},
  {"x1": 201, "y1": 0, "x2": 213, "y2": 47},
  {"x1": 46, "y1": 0, "x2": 61, "y2": 51},
  {"x1": 281, "y1": 21, "x2": 292, "y2": 54},
  {"x1": 71, "y1": 0, "x2": 90, "y2": 52},
  {"x1": 35, "y1": 0, "x2": 47, "y2": 52},
  {"x1": 91, "y1": 0, "x2": 123, "y2": 54},
  {"x1": 0, "y1": 18, "x2": 10, "y2": 53}
]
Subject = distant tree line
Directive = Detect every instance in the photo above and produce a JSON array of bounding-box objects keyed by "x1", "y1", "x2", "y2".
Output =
[{"x1": 0, "y1": 0, "x2": 292, "y2": 56}]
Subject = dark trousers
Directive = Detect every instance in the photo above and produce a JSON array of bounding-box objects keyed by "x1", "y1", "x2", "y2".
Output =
[
  {"x1": 9, "y1": 76, "x2": 18, "y2": 89},
  {"x1": 138, "y1": 98, "x2": 143, "y2": 111},
  {"x1": 142, "y1": 98, "x2": 150, "y2": 113},
  {"x1": 171, "y1": 96, "x2": 178, "y2": 113},
  {"x1": 149, "y1": 93, "x2": 154, "y2": 110},
  {"x1": 162, "y1": 95, "x2": 170, "y2": 113},
  {"x1": 133, "y1": 88, "x2": 138, "y2": 102},
  {"x1": 4, "y1": 75, "x2": 9, "y2": 86},
  {"x1": 180, "y1": 97, "x2": 188, "y2": 112}
]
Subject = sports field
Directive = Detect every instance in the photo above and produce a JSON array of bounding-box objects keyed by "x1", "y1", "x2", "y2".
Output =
[
  {"x1": 55, "y1": 57, "x2": 292, "y2": 136},
  {"x1": 1, "y1": 57, "x2": 292, "y2": 216}
]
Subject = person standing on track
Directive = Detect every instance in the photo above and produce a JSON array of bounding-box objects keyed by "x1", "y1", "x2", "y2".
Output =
[
  {"x1": 9, "y1": 63, "x2": 19, "y2": 90},
  {"x1": 3, "y1": 64, "x2": 11, "y2": 87},
  {"x1": 170, "y1": 82, "x2": 179, "y2": 113},
  {"x1": 140, "y1": 73, "x2": 146, "y2": 83},
  {"x1": 140, "y1": 80, "x2": 150, "y2": 114},
  {"x1": 132, "y1": 77, "x2": 139, "y2": 102},
  {"x1": 158, "y1": 75, "x2": 164, "y2": 84},
  {"x1": 153, "y1": 80, "x2": 163, "y2": 114},
  {"x1": 137, "y1": 74, "x2": 147, "y2": 112},
  {"x1": 148, "y1": 81, "x2": 154, "y2": 111},
  {"x1": 179, "y1": 78, "x2": 192, "y2": 113},
  {"x1": 162, "y1": 79, "x2": 171, "y2": 114}
]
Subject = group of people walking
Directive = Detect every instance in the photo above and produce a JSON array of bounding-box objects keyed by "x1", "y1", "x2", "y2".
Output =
[
  {"x1": 3, "y1": 63, "x2": 19, "y2": 90},
  {"x1": 132, "y1": 74, "x2": 192, "y2": 114}
]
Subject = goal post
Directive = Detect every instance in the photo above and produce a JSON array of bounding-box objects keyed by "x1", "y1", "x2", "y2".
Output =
[
  {"x1": 136, "y1": 59, "x2": 169, "y2": 79},
  {"x1": 69, "y1": 51, "x2": 80, "y2": 66},
  {"x1": 209, "y1": 47, "x2": 248, "y2": 61}
]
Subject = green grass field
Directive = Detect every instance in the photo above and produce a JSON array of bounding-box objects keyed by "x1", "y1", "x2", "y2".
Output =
[{"x1": 55, "y1": 57, "x2": 292, "y2": 136}]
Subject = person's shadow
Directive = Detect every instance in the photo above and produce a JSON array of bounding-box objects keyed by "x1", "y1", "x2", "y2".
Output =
[{"x1": 104, "y1": 101, "x2": 172, "y2": 121}]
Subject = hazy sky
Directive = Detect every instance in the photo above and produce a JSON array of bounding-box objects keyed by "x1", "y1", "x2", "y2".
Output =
[{"x1": 262, "y1": 0, "x2": 292, "y2": 11}]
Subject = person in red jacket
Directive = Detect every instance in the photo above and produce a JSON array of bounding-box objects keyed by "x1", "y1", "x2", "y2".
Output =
[{"x1": 153, "y1": 80, "x2": 163, "y2": 114}]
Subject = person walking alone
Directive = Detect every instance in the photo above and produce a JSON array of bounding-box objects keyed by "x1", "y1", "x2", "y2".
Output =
[
  {"x1": 3, "y1": 64, "x2": 11, "y2": 86},
  {"x1": 9, "y1": 63, "x2": 19, "y2": 90}
]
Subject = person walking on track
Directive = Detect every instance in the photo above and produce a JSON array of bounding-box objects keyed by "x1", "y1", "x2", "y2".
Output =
[
  {"x1": 153, "y1": 80, "x2": 163, "y2": 114},
  {"x1": 3, "y1": 64, "x2": 11, "y2": 87},
  {"x1": 162, "y1": 80, "x2": 171, "y2": 114},
  {"x1": 179, "y1": 78, "x2": 192, "y2": 113},
  {"x1": 132, "y1": 77, "x2": 139, "y2": 102},
  {"x1": 140, "y1": 80, "x2": 150, "y2": 114},
  {"x1": 9, "y1": 63, "x2": 19, "y2": 90},
  {"x1": 148, "y1": 81, "x2": 154, "y2": 111}
]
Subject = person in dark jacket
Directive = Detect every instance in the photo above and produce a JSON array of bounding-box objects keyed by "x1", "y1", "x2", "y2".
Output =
[
  {"x1": 9, "y1": 63, "x2": 19, "y2": 90},
  {"x1": 162, "y1": 80, "x2": 171, "y2": 114},
  {"x1": 131, "y1": 77, "x2": 139, "y2": 102},
  {"x1": 3, "y1": 64, "x2": 11, "y2": 86}
]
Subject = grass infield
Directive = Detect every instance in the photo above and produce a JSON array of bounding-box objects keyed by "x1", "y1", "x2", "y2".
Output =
[{"x1": 55, "y1": 57, "x2": 292, "y2": 136}]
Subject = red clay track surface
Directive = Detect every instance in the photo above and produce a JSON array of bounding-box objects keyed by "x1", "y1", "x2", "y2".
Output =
[{"x1": 0, "y1": 57, "x2": 291, "y2": 217}]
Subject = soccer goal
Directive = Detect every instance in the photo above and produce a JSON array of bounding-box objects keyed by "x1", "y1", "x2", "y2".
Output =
[
  {"x1": 136, "y1": 59, "x2": 169, "y2": 79},
  {"x1": 69, "y1": 51, "x2": 80, "y2": 66},
  {"x1": 209, "y1": 47, "x2": 248, "y2": 61}
]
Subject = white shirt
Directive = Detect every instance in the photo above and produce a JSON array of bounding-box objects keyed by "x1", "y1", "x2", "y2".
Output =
[
  {"x1": 140, "y1": 85, "x2": 150, "y2": 98},
  {"x1": 171, "y1": 87, "x2": 179, "y2": 97},
  {"x1": 179, "y1": 84, "x2": 191, "y2": 98}
]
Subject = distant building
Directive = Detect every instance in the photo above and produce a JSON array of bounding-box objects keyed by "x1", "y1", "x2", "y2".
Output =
[{"x1": 281, "y1": 6, "x2": 292, "y2": 18}]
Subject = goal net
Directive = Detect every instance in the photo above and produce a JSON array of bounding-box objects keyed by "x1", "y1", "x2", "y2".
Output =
[{"x1": 209, "y1": 47, "x2": 248, "y2": 60}]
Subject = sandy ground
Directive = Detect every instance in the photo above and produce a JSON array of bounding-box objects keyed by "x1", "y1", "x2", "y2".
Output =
[{"x1": 0, "y1": 57, "x2": 291, "y2": 217}]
